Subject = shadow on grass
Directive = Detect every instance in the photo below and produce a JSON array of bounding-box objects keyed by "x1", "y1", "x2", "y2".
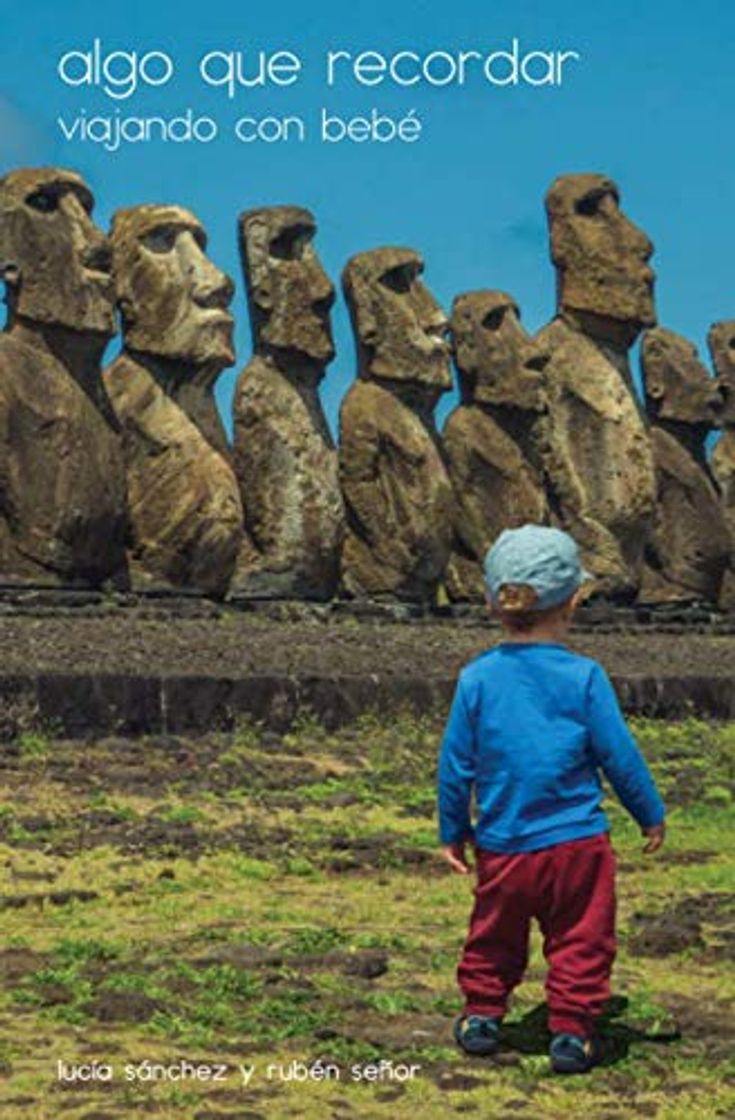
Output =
[{"x1": 500, "y1": 997, "x2": 681, "y2": 1065}]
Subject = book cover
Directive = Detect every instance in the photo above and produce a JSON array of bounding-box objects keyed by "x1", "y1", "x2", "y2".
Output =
[{"x1": 0, "y1": 2, "x2": 733, "y2": 1117}]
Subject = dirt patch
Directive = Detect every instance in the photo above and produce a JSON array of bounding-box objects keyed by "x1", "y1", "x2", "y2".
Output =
[
  {"x1": 193, "y1": 1113, "x2": 266, "y2": 1120},
  {"x1": 663, "y1": 767, "x2": 709, "y2": 807},
  {"x1": 656, "y1": 850, "x2": 713, "y2": 866},
  {"x1": 290, "y1": 949, "x2": 389, "y2": 979},
  {"x1": 40, "y1": 737, "x2": 222, "y2": 799},
  {"x1": 373, "y1": 1087, "x2": 408, "y2": 1102},
  {"x1": 85, "y1": 991, "x2": 167, "y2": 1023},
  {"x1": 32, "y1": 981, "x2": 73, "y2": 1006},
  {"x1": 0, "y1": 888, "x2": 99, "y2": 909},
  {"x1": 325, "y1": 833, "x2": 436, "y2": 873},
  {"x1": 190, "y1": 945, "x2": 285, "y2": 970},
  {"x1": 323, "y1": 1011, "x2": 448, "y2": 1055},
  {"x1": 628, "y1": 892, "x2": 735, "y2": 957},
  {"x1": 6, "y1": 808, "x2": 293, "y2": 861},
  {"x1": 6, "y1": 867, "x2": 58, "y2": 882},
  {"x1": 8, "y1": 737, "x2": 332, "y2": 802},
  {"x1": 0, "y1": 947, "x2": 47, "y2": 980},
  {"x1": 189, "y1": 945, "x2": 389, "y2": 987},
  {"x1": 659, "y1": 994, "x2": 734, "y2": 1061},
  {"x1": 435, "y1": 1070, "x2": 487, "y2": 1092}
]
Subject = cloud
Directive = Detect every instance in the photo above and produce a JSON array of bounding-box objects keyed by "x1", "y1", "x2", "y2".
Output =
[
  {"x1": 0, "y1": 97, "x2": 44, "y2": 167},
  {"x1": 504, "y1": 216, "x2": 547, "y2": 249}
]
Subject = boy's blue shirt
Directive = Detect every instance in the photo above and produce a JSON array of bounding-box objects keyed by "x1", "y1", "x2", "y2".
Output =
[{"x1": 438, "y1": 642, "x2": 666, "y2": 852}]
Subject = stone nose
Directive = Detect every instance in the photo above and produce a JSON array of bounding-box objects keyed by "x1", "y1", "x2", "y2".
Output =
[
  {"x1": 193, "y1": 268, "x2": 234, "y2": 309},
  {"x1": 63, "y1": 192, "x2": 111, "y2": 271},
  {"x1": 505, "y1": 313, "x2": 548, "y2": 373},
  {"x1": 312, "y1": 290, "x2": 335, "y2": 317},
  {"x1": 81, "y1": 238, "x2": 112, "y2": 274},
  {"x1": 625, "y1": 220, "x2": 654, "y2": 262},
  {"x1": 308, "y1": 262, "x2": 336, "y2": 310},
  {"x1": 719, "y1": 380, "x2": 735, "y2": 425},
  {"x1": 190, "y1": 251, "x2": 235, "y2": 310},
  {"x1": 709, "y1": 383, "x2": 726, "y2": 412},
  {"x1": 424, "y1": 311, "x2": 449, "y2": 342},
  {"x1": 524, "y1": 346, "x2": 549, "y2": 373}
]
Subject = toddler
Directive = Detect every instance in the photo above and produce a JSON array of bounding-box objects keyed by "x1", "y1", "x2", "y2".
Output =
[{"x1": 437, "y1": 525, "x2": 666, "y2": 1073}]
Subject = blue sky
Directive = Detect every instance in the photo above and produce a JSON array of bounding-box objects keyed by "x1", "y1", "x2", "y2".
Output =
[{"x1": 2, "y1": 0, "x2": 734, "y2": 434}]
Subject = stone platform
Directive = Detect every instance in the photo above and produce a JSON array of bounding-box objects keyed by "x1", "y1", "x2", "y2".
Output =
[{"x1": 0, "y1": 592, "x2": 732, "y2": 737}]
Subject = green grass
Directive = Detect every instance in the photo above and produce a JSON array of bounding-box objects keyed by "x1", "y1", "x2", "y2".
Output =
[
  {"x1": 157, "y1": 804, "x2": 207, "y2": 825},
  {"x1": 17, "y1": 731, "x2": 51, "y2": 759},
  {"x1": 0, "y1": 713, "x2": 732, "y2": 1118}
]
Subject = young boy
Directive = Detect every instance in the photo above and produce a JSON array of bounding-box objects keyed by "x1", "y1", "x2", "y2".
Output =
[{"x1": 438, "y1": 525, "x2": 666, "y2": 1074}]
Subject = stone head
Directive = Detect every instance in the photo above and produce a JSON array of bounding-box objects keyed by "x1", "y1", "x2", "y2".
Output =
[
  {"x1": 708, "y1": 320, "x2": 735, "y2": 425},
  {"x1": 239, "y1": 205, "x2": 334, "y2": 367},
  {"x1": 111, "y1": 204, "x2": 235, "y2": 369},
  {"x1": 0, "y1": 166, "x2": 115, "y2": 335},
  {"x1": 450, "y1": 291, "x2": 548, "y2": 411},
  {"x1": 546, "y1": 173, "x2": 656, "y2": 344},
  {"x1": 342, "y1": 247, "x2": 451, "y2": 391},
  {"x1": 642, "y1": 327, "x2": 725, "y2": 428}
]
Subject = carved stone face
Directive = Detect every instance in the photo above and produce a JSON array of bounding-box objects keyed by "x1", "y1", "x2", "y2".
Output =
[
  {"x1": 343, "y1": 247, "x2": 451, "y2": 389},
  {"x1": 546, "y1": 173, "x2": 656, "y2": 337},
  {"x1": 239, "y1": 206, "x2": 334, "y2": 366},
  {"x1": 450, "y1": 291, "x2": 548, "y2": 410},
  {"x1": 0, "y1": 167, "x2": 115, "y2": 334},
  {"x1": 111, "y1": 204, "x2": 235, "y2": 368},
  {"x1": 708, "y1": 320, "x2": 735, "y2": 425},
  {"x1": 643, "y1": 327, "x2": 725, "y2": 427}
]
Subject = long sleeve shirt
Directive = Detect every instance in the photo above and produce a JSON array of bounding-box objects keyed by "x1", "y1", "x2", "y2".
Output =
[{"x1": 438, "y1": 643, "x2": 665, "y2": 852}]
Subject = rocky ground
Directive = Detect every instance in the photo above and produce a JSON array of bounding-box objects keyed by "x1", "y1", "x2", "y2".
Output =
[
  {"x1": 0, "y1": 713, "x2": 732, "y2": 1118},
  {"x1": 0, "y1": 610, "x2": 733, "y2": 679}
]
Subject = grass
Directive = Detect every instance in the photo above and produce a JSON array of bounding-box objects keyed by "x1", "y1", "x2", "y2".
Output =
[
  {"x1": 0, "y1": 714, "x2": 732, "y2": 1118},
  {"x1": 17, "y1": 731, "x2": 51, "y2": 760}
]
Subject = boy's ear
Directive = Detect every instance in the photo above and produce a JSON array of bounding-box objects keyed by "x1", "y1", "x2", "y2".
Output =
[{"x1": 569, "y1": 588, "x2": 585, "y2": 611}]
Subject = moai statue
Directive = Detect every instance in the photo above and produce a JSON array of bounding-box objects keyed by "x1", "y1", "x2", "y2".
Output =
[
  {"x1": 231, "y1": 206, "x2": 344, "y2": 600},
  {"x1": 536, "y1": 173, "x2": 657, "y2": 600},
  {"x1": 0, "y1": 167, "x2": 127, "y2": 586},
  {"x1": 709, "y1": 322, "x2": 735, "y2": 525},
  {"x1": 339, "y1": 247, "x2": 454, "y2": 601},
  {"x1": 640, "y1": 327, "x2": 730, "y2": 602},
  {"x1": 109, "y1": 204, "x2": 234, "y2": 457},
  {"x1": 708, "y1": 321, "x2": 735, "y2": 607},
  {"x1": 104, "y1": 205, "x2": 242, "y2": 597},
  {"x1": 443, "y1": 292, "x2": 551, "y2": 601}
]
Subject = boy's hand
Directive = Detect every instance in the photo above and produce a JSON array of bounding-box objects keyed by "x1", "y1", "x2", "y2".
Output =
[
  {"x1": 441, "y1": 841, "x2": 472, "y2": 874},
  {"x1": 642, "y1": 821, "x2": 666, "y2": 854}
]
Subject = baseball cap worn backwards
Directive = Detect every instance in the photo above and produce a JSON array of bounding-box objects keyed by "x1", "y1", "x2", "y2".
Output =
[{"x1": 483, "y1": 525, "x2": 592, "y2": 612}]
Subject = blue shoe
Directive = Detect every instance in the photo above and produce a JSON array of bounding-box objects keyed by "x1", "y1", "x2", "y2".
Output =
[
  {"x1": 550, "y1": 1032, "x2": 600, "y2": 1074},
  {"x1": 452, "y1": 1014, "x2": 501, "y2": 1055}
]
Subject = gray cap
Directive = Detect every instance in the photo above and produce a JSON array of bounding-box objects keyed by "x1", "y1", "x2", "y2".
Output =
[{"x1": 483, "y1": 524, "x2": 592, "y2": 611}]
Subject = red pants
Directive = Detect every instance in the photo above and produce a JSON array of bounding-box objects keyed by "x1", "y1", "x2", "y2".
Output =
[{"x1": 458, "y1": 833, "x2": 616, "y2": 1036}]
